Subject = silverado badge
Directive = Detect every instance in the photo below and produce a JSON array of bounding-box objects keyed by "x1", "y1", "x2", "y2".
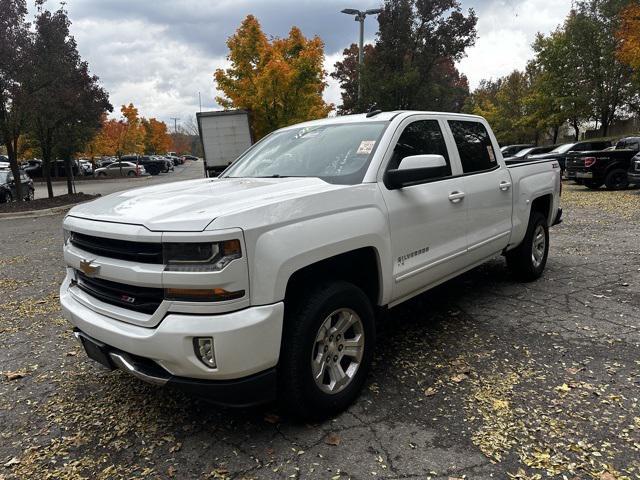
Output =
[{"x1": 79, "y1": 259, "x2": 100, "y2": 277}]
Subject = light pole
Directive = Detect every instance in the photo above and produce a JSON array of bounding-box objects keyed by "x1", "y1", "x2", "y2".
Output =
[{"x1": 341, "y1": 7, "x2": 382, "y2": 107}]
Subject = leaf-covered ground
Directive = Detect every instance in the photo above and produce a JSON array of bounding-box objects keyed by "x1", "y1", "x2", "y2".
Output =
[{"x1": 0, "y1": 182, "x2": 639, "y2": 479}]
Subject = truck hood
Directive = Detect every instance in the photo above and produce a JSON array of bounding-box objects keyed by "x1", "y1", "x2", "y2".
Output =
[{"x1": 68, "y1": 177, "x2": 346, "y2": 231}]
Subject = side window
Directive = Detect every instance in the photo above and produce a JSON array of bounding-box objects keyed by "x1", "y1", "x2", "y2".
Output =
[
  {"x1": 388, "y1": 120, "x2": 451, "y2": 176},
  {"x1": 448, "y1": 120, "x2": 497, "y2": 174}
]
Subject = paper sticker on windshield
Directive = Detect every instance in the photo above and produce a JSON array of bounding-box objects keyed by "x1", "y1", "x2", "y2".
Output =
[
  {"x1": 357, "y1": 141, "x2": 376, "y2": 155},
  {"x1": 487, "y1": 146, "x2": 496, "y2": 162}
]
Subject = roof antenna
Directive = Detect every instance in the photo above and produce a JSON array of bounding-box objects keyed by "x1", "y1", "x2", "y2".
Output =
[{"x1": 366, "y1": 104, "x2": 382, "y2": 118}]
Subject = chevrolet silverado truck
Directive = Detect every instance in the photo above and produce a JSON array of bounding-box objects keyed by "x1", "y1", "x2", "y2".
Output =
[
  {"x1": 60, "y1": 111, "x2": 562, "y2": 418},
  {"x1": 565, "y1": 136, "x2": 640, "y2": 190}
]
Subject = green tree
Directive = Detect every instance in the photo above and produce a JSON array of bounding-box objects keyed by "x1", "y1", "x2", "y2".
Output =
[
  {"x1": 28, "y1": 2, "x2": 111, "y2": 197},
  {"x1": 565, "y1": 0, "x2": 636, "y2": 136},
  {"x1": 332, "y1": 0, "x2": 477, "y2": 113},
  {"x1": 0, "y1": 0, "x2": 30, "y2": 201}
]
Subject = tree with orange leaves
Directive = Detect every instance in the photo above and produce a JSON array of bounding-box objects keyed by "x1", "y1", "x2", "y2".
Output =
[
  {"x1": 214, "y1": 15, "x2": 333, "y2": 139},
  {"x1": 142, "y1": 117, "x2": 171, "y2": 154},
  {"x1": 617, "y1": 3, "x2": 640, "y2": 70}
]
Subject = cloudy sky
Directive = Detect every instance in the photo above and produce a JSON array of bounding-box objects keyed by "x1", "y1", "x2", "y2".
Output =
[{"x1": 56, "y1": 0, "x2": 572, "y2": 127}]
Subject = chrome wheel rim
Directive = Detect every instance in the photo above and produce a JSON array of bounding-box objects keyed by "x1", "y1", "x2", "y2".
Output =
[
  {"x1": 311, "y1": 308, "x2": 364, "y2": 395},
  {"x1": 531, "y1": 225, "x2": 546, "y2": 268}
]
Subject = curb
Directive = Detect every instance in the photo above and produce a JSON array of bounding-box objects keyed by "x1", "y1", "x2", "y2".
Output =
[{"x1": 0, "y1": 202, "x2": 85, "y2": 221}]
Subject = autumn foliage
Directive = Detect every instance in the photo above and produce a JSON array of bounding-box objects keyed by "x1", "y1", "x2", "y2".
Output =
[
  {"x1": 86, "y1": 103, "x2": 172, "y2": 157},
  {"x1": 617, "y1": 3, "x2": 640, "y2": 69},
  {"x1": 214, "y1": 15, "x2": 333, "y2": 139}
]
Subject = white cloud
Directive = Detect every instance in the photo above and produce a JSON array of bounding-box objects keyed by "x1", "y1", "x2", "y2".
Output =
[{"x1": 458, "y1": 0, "x2": 572, "y2": 89}]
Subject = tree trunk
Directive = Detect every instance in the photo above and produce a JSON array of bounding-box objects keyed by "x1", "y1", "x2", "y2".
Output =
[
  {"x1": 600, "y1": 113, "x2": 609, "y2": 137},
  {"x1": 43, "y1": 150, "x2": 54, "y2": 199},
  {"x1": 64, "y1": 157, "x2": 73, "y2": 195},
  {"x1": 5, "y1": 138, "x2": 24, "y2": 201},
  {"x1": 552, "y1": 126, "x2": 559, "y2": 144},
  {"x1": 572, "y1": 120, "x2": 580, "y2": 141}
]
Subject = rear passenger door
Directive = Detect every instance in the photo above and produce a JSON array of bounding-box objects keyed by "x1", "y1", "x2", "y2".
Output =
[{"x1": 447, "y1": 119, "x2": 512, "y2": 264}]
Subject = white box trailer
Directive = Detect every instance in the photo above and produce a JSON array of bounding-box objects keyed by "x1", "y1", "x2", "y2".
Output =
[{"x1": 196, "y1": 110, "x2": 253, "y2": 177}]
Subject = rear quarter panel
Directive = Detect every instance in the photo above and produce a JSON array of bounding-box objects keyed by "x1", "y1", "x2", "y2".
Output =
[{"x1": 507, "y1": 160, "x2": 561, "y2": 249}]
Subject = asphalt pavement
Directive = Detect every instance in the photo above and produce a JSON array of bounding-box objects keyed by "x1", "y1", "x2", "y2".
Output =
[{"x1": 0, "y1": 184, "x2": 639, "y2": 479}]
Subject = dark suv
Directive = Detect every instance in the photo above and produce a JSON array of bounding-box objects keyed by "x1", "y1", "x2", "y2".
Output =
[{"x1": 0, "y1": 169, "x2": 35, "y2": 202}]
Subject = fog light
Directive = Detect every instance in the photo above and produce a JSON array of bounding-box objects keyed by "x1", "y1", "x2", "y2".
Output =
[{"x1": 194, "y1": 337, "x2": 216, "y2": 368}]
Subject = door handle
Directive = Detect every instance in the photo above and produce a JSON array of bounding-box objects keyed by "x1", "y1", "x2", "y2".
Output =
[
  {"x1": 448, "y1": 191, "x2": 465, "y2": 203},
  {"x1": 499, "y1": 181, "x2": 512, "y2": 191}
]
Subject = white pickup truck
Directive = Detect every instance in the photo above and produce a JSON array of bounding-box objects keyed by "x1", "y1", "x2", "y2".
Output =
[{"x1": 60, "y1": 111, "x2": 562, "y2": 418}]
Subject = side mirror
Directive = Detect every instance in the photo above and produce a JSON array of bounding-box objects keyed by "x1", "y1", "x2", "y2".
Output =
[{"x1": 385, "y1": 154, "x2": 448, "y2": 189}]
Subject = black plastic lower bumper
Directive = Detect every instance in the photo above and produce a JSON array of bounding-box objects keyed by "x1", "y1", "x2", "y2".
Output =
[{"x1": 74, "y1": 328, "x2": 277, "y2": 408}]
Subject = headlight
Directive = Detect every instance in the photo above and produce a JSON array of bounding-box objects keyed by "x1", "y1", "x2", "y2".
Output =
[{"x1": 163, "y1": 240, "x2": 242, "y2": 272}]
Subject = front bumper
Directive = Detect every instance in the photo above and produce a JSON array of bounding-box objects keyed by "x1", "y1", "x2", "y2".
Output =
[
  {"x1": 628, "y1": 172, "x2": 640, "y2": 185},
  {"x1": 60, "y1": 275, "x2": 284, "y2": 403},
  {"x1": 73, "y1": 330, "x2": 277, "y2": 407}
]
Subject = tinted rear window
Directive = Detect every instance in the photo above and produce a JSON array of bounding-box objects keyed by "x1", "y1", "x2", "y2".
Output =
[{"x1": 448, "y1": 120, "x2": 497, "y2": 174}]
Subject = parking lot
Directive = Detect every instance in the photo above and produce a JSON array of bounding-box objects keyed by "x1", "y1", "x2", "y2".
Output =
[
  {"x1": 31, "y1": 159, "x2": 204, "y2": 198},
  {"x1": 1, "y1": 183, "x2": 639, "y2": 479}
]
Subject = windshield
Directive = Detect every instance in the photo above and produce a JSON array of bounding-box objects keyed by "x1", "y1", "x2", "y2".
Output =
[
  {"x1": 222, "y1": 122, "x2": 388, "y2": 184},
  {"x1": 550, "y1": 143, "x2": 576, "y2": 154}
]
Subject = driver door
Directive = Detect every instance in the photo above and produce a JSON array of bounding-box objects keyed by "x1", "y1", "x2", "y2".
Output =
[{"x1": 379, "y1": 117, "x2": 468, "y2": 304}]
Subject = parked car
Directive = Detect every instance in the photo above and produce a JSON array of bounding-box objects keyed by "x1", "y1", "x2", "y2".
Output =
[
  {"x1": 61, "y1": 111, "x2": 562, "y2": 418},
  {"x1": 0, "y1": 168, "x2": 34, "y2": 202},
  {"x1": 181, "y1": 155, "x2": 198, "y2": 161},
  {"x1": 565, "y1": 136, "x2": 640, "y2": 190},
  {"x1": 500, "y1": 144, "x2": 535, "y2": 157},
  {"x1": 120, "y1": 155, "x2": 164, "y2": 175},
  {"x1": 94, "y1": 161, "x2": 145, "y2": 177},
  {"x1": 152, "y1": 155, "x2": 174, "y2": 172},
  {"x1": 503, "y1": 145, "x2": 558, "y2": 164},
  {"x1": 627, "y1": 152, "x2": 640, "y2": 185},
  {"x1": 528, "y1": 140, "x2": 612, "y2": 174},
  {"x1": 79, "y1": 160, "x2": 94, "y2": 176},
  {"x1": 165, "y1": 155, "x2": 183, "y2": 166},
  {"x1": 22, "y1": 159, "x2": 43, "y2": 177},
  {"x1": 96, "y1": 157, "x2": 116, "y2": 168}
]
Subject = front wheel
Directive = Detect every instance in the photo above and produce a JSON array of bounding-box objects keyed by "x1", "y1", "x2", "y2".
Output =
[
  {"x1": 506, "y1": 211, "x2": 549, "y2": 281},
  {"x1": 604, "y1": 168, "x2": 628, "y2": 190},
  {"x1": 279, "y1": 281, "x2": 375, "y2": 420},
  {"x1": 584, "y1": 180, "x2": 602, "y2": 190}
]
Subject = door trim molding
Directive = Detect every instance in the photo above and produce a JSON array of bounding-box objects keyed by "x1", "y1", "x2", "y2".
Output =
[
  {"x1": 395, "y1": 248, "x2": 467, "y2": 283},
  {"x1": 467, "y1": 231, "x2": 510, "y2": 252}
]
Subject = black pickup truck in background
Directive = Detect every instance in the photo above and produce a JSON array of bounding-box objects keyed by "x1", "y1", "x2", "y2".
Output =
[
  {"x1": 527, "y1": 140, "x2": 611, "y2": 174},
  {"x1": 565, "y1": 136, "x2": 640, "y2": 190},
  {"x1": 627, "y1": 152, "x2": 640, "y2": 186}
]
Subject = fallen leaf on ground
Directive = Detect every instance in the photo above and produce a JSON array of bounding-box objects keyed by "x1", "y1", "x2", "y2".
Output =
[
  {"x1": 424, "y1": 387, "x2": 437, "y2": 396},
  {"x1": 264, "y1": 413, "x2": 281, "y2": 424},
  {"x1": 451, "y1": 373, "x2": 468, "y2": 383},
  {"x1": 325, "y1": 433, "x2": 341, "y2": 446},
  {"x1": 3, "y1": 370, "x2": 28, "y2": 381},
  {"x1": 3, "y1": 457, "x2": 20, "y2": 468}
]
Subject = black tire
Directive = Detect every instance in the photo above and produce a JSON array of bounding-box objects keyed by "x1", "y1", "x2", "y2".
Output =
[
  {"x1": 26, "y1": 188, "x2": 34, "y2": 201},
  {"x1": 506, "y1": 211, "x2": 549, "y2": 282},
  {"x1": 604, "y1": 168, "x2": 628, "y2": 190},
  {"x1": 127, "y1": 170, "x2": 135, "y2": 177},
  {"x1": 279, "y1": 281, "x2": 375, "y2": 420},
  {"x1": 148, "y1": 167, "x2": 160, "y2": 176},
  {"x1": 98, "y1": 172, "x2": 106, "y2": 177},
  {"x1": 584, "y1": 180, "x2": 602, "y2": 190}
]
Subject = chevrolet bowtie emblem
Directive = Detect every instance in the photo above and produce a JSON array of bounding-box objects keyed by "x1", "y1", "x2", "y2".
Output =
[{"x1": 79, "y1": 259, "x2": 100, "y2": 277}]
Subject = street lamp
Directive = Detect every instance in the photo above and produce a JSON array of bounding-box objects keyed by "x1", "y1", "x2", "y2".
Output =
[{"x1": 341, "y1": 7, "x2": 382, "y2": 106}]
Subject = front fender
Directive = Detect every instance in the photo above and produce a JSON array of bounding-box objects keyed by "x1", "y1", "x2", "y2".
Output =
[{"x1": 249, "y1": 206, "x2": 391, "y2": 306}]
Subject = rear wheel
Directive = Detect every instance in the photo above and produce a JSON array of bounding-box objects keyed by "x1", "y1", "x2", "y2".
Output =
[
  {"x1": 127, "y1": 170, "x2": 135, "y2": 177},
  {"x1": 506, "y1": 211, "x2": 549, "y2": 281},
  {"x1": 279, "y1": 281, "x2": 375, "y2": 420},
  {"x1": 604, "y1": 168, "x2": 628, "y2": 190}
]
